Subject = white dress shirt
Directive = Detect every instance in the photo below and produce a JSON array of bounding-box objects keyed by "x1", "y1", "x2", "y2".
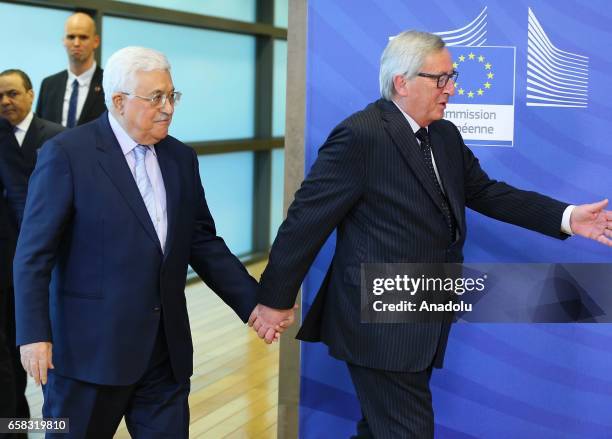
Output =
[
  {"x1": 108, "y1": 112, "x2": 168, "y2": 250},
  {"x1": 13, "y1": 111, "x2": 34, "y2": 147},
  {"x1": 61, "y1": 62, "x2": 97, "y2": 127},
  {"x1": 392, "y1": 100, "x2": 575, "y2": 235}
]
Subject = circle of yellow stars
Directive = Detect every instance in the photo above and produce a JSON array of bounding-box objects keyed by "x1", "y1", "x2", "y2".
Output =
[{"x1": 453, "y1": 52, "x2": 494, "y2": 98}]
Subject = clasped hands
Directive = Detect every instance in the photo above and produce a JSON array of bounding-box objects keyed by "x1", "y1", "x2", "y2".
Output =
[{"x1": 248, "y1": 303, "x2": 298, "y2": 344}]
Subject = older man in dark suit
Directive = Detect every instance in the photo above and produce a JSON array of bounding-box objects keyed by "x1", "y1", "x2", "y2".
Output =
[
  {"x1": 0, "y1": 68, "x2": 63, "y2": 430},
  {"x1": 36, "y1": 12, "x2": 105, "y2": 127},
  {"x1": 250, "y1": 31, "x2": 612, "y2": 438},
  {"x1": 14, "y1": 46, "x2": 284, "y2": 438}
]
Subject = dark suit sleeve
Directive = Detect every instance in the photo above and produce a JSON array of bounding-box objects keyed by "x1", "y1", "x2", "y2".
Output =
[
  {"x1": 35, "y1": 78, "x2": 48, "y2": 118},
  {"x1": 188, "y1": 150, "x2": 258, "y2": 322},
  {"x1": 457, "y1": 125, "x2": 569, "y2": 239},
  {"x1": 258, "y1": 124, "x2": 366, "y2": 309},
  {"x1": 13, "y1": 140, "x2": 74, "y2": 345},
  {"x1": 0, "y1": 138, "x2": 28, "y2": 226}
]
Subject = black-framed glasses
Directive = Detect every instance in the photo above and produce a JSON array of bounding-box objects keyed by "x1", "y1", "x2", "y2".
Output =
[
  {"x1": 121, "y1": 91, "x2": 182, "y2": 107},
  {"x1": 416, "y1": 70, "x2": 459, "y2": 88}
]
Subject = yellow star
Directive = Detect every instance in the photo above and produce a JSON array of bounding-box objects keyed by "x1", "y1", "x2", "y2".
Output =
[
  {"x1": 484, "y1": 82, "x2": 491, "y2": 89},
  {"x1": 458, "y1": 88, "x2": 465, "y2": 95},
  {"x1": 485, "y1": 62, "x2": 492, "y2": 69},
  {"x1": 477, "y1": 89, "x2": 484, "y2": 96},
  {"x1": 487, "y1": 72, "x2": 494, "y2": 79},
  {"x1": 478, "y1": 55, "x2": 485, "y2": 62},
  {"x1": 468, "y1": 53, "x2": 475, "y2": 60},
  {"x1": 467, "y1": 91, "x2": 474, "y2": 98},
  {"x1": 452, "y1": 62, "x2": 458, "y2": 68},
  {"x1": 458, "y1": 55, "x2": 466, "y2": 62}
]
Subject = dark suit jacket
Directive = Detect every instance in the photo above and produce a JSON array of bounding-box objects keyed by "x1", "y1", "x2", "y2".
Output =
[
  {"x1": 0, "y1": 119, "x2": 29, "y2": 291},
  {"x1": 258, "y1": 99, "x2": 568, "y2": 372},
  {"x1": 18, "y1": 116, "x2": 64, "y2": 176},
  {"x1": 0, "y1": 116, "x2": 63, "y2": 288},
  {"x1": 36, "y1": 66, "x2": 106, "y2": 126},
  {"x1": 13, "y1": 113, "x2": 258, "y2": 385}
]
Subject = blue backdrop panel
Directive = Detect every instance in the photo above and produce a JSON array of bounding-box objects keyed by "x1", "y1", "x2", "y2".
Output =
[{"x1": 300, "y1": 1, "x2": 612, "y2": 437}]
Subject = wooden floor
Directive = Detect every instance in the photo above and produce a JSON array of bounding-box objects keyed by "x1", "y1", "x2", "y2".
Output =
[{"x1": 24, "y1": 261, "x2": 280, "y2": 438}]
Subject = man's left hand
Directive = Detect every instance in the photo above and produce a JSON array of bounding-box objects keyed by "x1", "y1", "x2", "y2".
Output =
[
  {"x1": 248, "y1": 304, "x2": 297, "y2": 344},
  {"x1": 571, "y1": 199, "x2": 612, "y2": 246}
]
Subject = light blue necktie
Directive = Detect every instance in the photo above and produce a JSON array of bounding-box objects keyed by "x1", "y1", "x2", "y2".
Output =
[{"x1": 133, "y1": 145, "x2": 157, "y2": 229}]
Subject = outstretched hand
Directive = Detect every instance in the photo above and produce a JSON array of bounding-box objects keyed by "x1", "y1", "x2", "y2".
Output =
[{"x1": 571, "y1": 199, "x2": 612, "y2": 246}]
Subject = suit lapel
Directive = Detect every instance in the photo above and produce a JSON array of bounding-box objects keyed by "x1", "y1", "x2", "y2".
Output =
[
  {"x1": 155, "y1": 140, "x2": 178, "y2": 260},
  {"x1": 429, "y1": 127, "x2": 464, "y2": 237},
  {"x1": 379, "y1": 100, "x2": 448, "y2": 215},
  {"x1": 51, "y1": 71, "x2": 68, "y2": 124},
  {"x1": 21, "y1": 117, "x2": 42, "y2": 167},
  {"x1": 79, "y1": 67, "x2": 103, "y2": 125},
  {"x1": 94, "y1": 115, "x2": 162, "y2": 253}
]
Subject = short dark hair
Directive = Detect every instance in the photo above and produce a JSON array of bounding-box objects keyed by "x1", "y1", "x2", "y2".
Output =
[{"x1": 0, "y1": 69, "x2": 33, "y2": 91}]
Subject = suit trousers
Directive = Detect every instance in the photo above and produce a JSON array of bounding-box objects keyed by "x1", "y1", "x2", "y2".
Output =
[
  {"x1": 0, "y1": 286, "x2": 27, "y2": 439},
  {"x1": 347, "y1": 362, "x2": 434, "y2": 439},
  {"x1": 2, "y1": 286, "x2": 29, "y2": 419},
  {"x1": 42, "y1": 320, "x2": 190, "y2": 439}
]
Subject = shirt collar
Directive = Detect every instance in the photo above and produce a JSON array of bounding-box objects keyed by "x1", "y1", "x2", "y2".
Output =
[
  {"x1": 68, "y1": 61, "x2": 97, "y2": 87},
  {"x1": 391, "y1": 100, "x2": 426, "y2": 134},
  {"x1": 14, "y1": 111, "x2": 34, "y2": 134},
  {"x1": 108, "y1": 112, "x2": 156, "y2": 157}
]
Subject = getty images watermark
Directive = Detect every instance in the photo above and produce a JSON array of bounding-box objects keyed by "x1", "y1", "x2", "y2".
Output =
[{"x1": 360, "y1": 263, "x2": 612, "y2": 323}]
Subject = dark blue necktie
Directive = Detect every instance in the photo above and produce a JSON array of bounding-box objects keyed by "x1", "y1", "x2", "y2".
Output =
[
  {"x1": 415, "y1": 128, "x2": 457, "y2": 241},
  {"x1": 66, "y1": 79, "x2": 79, "y2": 128}
]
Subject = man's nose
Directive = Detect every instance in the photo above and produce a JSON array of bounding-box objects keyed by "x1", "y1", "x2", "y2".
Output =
[
  {"x1": 445, "y1": 79, "x2": 456, "y2": 96},
  {"x1": 162, "y1": 98, "x2": 174, "y2": 115}
]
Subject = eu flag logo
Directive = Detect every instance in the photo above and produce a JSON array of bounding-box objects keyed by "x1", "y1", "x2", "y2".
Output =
[
  {"x1": 445, "y1": 46, "x2": 516, "y2": 147},
  {"x1": 448, "y1": 46, "x2": 515, "y2": 106}
]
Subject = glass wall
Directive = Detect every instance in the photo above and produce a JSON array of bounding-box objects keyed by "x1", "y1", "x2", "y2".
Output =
[
  {"x1": 198, "y1": 154, "x2": 254, "y2": 255},
  {"x1": 273, "y1": 40, "x2": 288, "y2": 137},
  {"x1": 0, "y1": 3, "x2": 70, "y2": 97},
  {"x1": 102, "y1": 17, "x2": 256, "y2": 142}
]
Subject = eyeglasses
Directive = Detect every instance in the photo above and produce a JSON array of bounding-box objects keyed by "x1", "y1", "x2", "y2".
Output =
[
  {"x1": 416, "y1": 70, "x2": 459, "y2": 88},
  {"x1": 121, "y1": 91, "x2": 182, "y2": 107}
]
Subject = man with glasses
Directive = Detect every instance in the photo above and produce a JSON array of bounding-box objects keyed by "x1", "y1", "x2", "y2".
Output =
[
  {"x1": 251, "y1": 30, "x2": 612, "y2": 438},
  {"x1": 14, "y1": 47, "x2": 282, "y2": 438},
  {"x1": 0, "y1": 69, "x2": 63, "y2": 434}
]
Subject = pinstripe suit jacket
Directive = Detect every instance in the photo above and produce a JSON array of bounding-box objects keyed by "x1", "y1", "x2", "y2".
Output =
[{"x1": 258, "y1": 99, "x2": 568, "y2": 372}]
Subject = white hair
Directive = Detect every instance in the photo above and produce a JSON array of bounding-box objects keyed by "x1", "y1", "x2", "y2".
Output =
[
  {"x1": 379, "y1": 31, "x2": 445, "y2": 100},
  {"x1": 103, "y1": 46, "x2": 171, "y2": 108}
]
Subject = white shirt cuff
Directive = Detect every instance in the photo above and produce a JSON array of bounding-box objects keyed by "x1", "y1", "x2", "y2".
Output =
[{"x1": 561, "y1": 205, "x2": 575, "y2": 235}]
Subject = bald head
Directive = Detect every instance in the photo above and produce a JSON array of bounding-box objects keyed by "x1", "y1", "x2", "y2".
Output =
[{"x1": 63, "y1": 12, "x2": 100, "y2": 75}]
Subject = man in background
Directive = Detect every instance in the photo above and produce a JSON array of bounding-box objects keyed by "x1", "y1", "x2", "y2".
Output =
[
  {"x1": 36, "y1": 12, "x2": 105, "y2": 127},
  {"x1": 0, "y1": 68, "x2": 63, "y2": 431}
]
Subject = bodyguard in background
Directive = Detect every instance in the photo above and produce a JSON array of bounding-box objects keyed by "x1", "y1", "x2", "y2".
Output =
[
  {"x1": 251, "y1": 31, "x2": 612, "y2": 438},
  {"x1": 0, "y1": 68, "x2": 63, "y2": 432},
  {"x1": 36, "y1": 12, "x2": 105, "y2": 128},
  {"x1": 14, "y1": 47, "x2": 265, "y2": 438}
]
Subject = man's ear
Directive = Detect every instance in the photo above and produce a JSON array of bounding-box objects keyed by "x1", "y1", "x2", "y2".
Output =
[
  {"x1": 112, "y1": 93, "x2": 124, "y2": 114},
  {"x1": 393, "y1": 74, "x2": 410, "y2": 97}
]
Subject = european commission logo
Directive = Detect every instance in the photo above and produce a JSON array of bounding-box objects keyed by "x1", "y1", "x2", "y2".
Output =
[
  {"x1": 526, "y1": 8, "x2": 589, "y2": 108},
  {"x1": 431, "y1": 7, "x2": 516, "y2": 147},
  {"x1": 429, "y1": 6, "x2": 590, "y2": 147}
]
